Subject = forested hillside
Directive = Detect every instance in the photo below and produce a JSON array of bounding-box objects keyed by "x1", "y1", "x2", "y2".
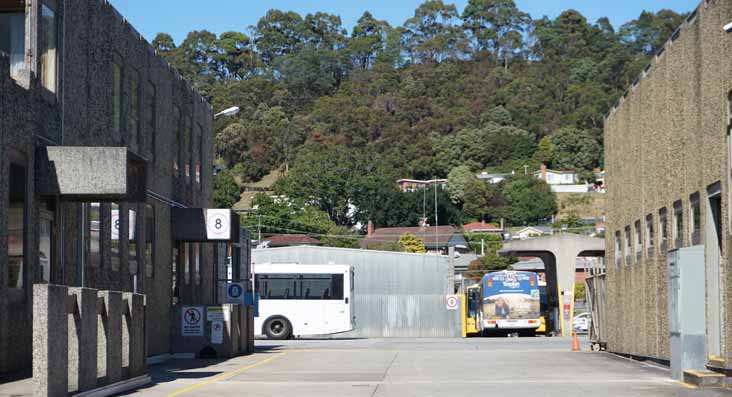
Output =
[{"x1": 154, "y1": 1, "x2": 687, "y2": 232}]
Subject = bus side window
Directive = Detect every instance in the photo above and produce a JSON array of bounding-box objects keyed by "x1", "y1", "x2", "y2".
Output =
[{"x1": 331, "y1": 274, "x2": 344, "y2": 300}]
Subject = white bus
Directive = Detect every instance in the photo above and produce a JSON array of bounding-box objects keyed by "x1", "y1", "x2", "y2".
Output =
[{"x1": 254, "y1": 264, "x2": 355, "y2": 339}]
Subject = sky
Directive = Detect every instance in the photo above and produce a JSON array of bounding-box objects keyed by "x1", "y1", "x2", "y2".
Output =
[{"x1": 108, "y1": 0, "x2": 699, "y2": 44}]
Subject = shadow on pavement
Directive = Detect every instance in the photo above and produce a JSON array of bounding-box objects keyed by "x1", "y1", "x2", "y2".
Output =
[{"x1": 113, "y1": 345, "x2": 285, "y2": 396}]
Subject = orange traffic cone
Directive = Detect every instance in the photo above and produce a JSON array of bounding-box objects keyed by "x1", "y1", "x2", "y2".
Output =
[{"x1": 572, "y1": 332, "x2": 580, "y2": 352}]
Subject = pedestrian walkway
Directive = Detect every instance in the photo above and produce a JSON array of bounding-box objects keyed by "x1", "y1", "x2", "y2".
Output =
[{"x1": 112, "y1": 338, "x2": 732, "y2": 397}]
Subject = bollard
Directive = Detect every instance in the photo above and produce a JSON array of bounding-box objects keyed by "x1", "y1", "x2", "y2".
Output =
[
  {"x1": 33, "y1": 284, "x2": 69, "y2": 397},
  {"x1": 98, "y1": 291, "x2": 123, "y2": 384},
  {"x1": 68, "y1": 288, "x2": 99, "y2": 393}
]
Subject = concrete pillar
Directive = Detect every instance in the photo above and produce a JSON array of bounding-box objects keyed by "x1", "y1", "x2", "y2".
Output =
[
  {"x1": 68, "y1": 288, "x2": 99, "y2": 393},
  {"x1": 123, "y1": 292, "x2": 146, "y2": 378},
  {"x1": 238, "y1": 305, "x2": 247, "y2": 355},
  {"x1": 33, "y1": 284, "x2": 69, "y2": 397},
  {"x1": 247, "y1": 306, "x2": 255, "y2": 354},
  {"x1": 0, "y1": 291, "x2": 8, "y2": 373},
  {"x1": 98, "y1": 291, "x2": 123, "y2": 384}
]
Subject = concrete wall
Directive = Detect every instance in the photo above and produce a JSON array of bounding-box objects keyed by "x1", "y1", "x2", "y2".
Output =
[
  {"x1": 0, "y1": 0, "x2": 214, "y2": 374},
  {"x1": 604, "y1": 0, "x2": 732, "y2": 363},
  {"x1": 252, "y1": 246, "x2": 462, "y2": 338}
]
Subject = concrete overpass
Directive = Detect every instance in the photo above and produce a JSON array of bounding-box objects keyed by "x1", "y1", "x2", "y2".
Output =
[{"x1": 499, "y1": 234, "x2": 605, "y2": 337}]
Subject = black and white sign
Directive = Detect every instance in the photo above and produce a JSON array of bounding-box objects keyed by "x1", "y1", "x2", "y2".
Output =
[
  {"x1": 181, "y1": 306, "x2": 204, "y2": 336},
  {"x1": 445, "y1": 295, "x2": 459, "y2": 310},
  {"x1": 226, "y1": 282, "x2": 245, "y2": 304},
  {"x1": 211, "y1": 321, "x2": 224, "y2": 344},
  {"x1": 205, "y1": 209, "x2": 231, "y2": 240}
]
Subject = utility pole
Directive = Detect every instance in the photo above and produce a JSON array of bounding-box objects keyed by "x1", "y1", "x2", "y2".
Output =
[{"x1": 257, "y1": 213, "x2": 262, "y2": 244}]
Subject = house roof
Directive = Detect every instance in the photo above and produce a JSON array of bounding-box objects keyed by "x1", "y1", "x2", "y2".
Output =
[
  {"x1": 264, "y1": 234, "x2": 321, "y2": 247},
  {"x1": 462, "y1": 221, "x2": 502, "y2": 232},
  {"x1": 515, "y1": 225, "x2": 553, "y2": 234},
  {"x1": 361, "y1": 225, "x2": 460, "y2": 249},
  {"x1": 534, "y1": 169, "x2": 576, "y2": 175}
]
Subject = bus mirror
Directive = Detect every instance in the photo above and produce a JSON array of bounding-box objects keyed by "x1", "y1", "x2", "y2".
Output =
[{"x1": 345, "y1": 297, "x2": 349, "y2": 304}]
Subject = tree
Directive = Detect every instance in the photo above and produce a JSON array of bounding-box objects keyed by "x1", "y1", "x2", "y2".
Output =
[
  {"x1": 275, "y1": 142, "x2": 357, "y2": 225},
  {"x1": 533, "y1": 136, "x2": 555, "y2": 166},
  {"x1": 462, "y1": 177, "x2": 506, "y2": 222},
  {"x1": 446, "y1": 165, "x2": 475, "y2": 204},
  {"x1": 399, "y1": 232, "x2": 427, "y2": 253},
  {"x1": 619, "y1": 10, "x2": 687, "y2": 56},
  {"x1": 348, "y1": 12, "x2": 390, "y2": 69},
  {"x1": 462, "y1": 0, "x2": 530, "y2": 68},
  {"x1": 403, "y1": 0, "x2": 466, "y2": 63},
  {"x1": 303, "y1": 12, "x2": 348, "y2": 50},
  {"x1": 215, "y1": 31, "x2": 259, "y2": 80},
  {"x1": 213, "y1": 170, "x2": 240, "y2": 209},
  {"x1": 552, "y1": 127, "x2": 602, "y2": 172},
  {"x1": 501, "y1": 176, "x2": 556, "y2": 225},
  {"x1": 152, "y1": 33, "x2": 176, "y2": 54},
  {"x1": 252, "y1": 10, "x2": 306, "y2": 65}
]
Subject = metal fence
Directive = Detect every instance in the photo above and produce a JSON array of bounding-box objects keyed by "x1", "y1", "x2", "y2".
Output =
[
  {"x1": 252, "y1": 246, "x2": 462, "y2": 338},
  {"x1": 584, "y1": 259, "x2": 607, "y2": 350}
]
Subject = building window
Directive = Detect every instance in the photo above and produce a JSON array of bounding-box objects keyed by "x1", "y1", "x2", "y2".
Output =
[
  {"x1": 614, "y1": 231, "x2": 622, "y2": 269},
  {"x1": 8, "y1": 161, "x2": 27, "y2": 289},
  {"x1": 144, "y1": 82, "x2": 156, "y2": 160},
  {"x1": 39, "y1": 206, "x2": 53, "y2": 283},
  {"x1": 184, "y1": 119, "x2": 191, "y2": 184},
  {"x1": 144, "y1": 204, "x2": 154, "y2": 278},
  {"x1": 184, "y1": 242, "x2": 190, "y2": 285},
  {"x1": 111, "y1": 203, "x2": 121, "y2": 271},
  {"x1": 674, "y1": 201, "x2": 684, "y2": 248},
  {"x1": 129, "y1": 206, "x2": 138, "y2": 273},
  {"x1": 646, "y1": 214, "x2": 654, "y2": 256},
  {"x1": 39, "y1": 1, "x2": 58, "y2": 93},
  {"x1": 193, "y1": 243, "x2": 201, "y2": 285},
  {"x1": 112, "y1": 59, "x2": 123, "y2": 138},
  {"x1": 624, "y1": 225, "x2": 631, "y2": 265},
  {"x1": 0, "y1": 2, "x2": 26, "y2": 80},
  {"x1": 634, "y1": 220, "x2": 642, "y2": 261},
  {"x1": 172, "y1": 245, "x2": 179, "y2": 305},
  {"x1": 196, "y1": 123, "x2": 202, "y2": 188},
  {"x1": 87, "y1": 203, "x2": 101, "y2": 268},
  {"x1": 659, "y1": 208, "x2": 668, "y2": 252},
  {"x1": 128, "y1": 68, "x2": 140, "y2": 152},
  {"x1": 172, "y1": 105, "x2": 180, "y2": 176},
  {"x1": 690, "y1": 193, "x2": 701, "y2": 245}
]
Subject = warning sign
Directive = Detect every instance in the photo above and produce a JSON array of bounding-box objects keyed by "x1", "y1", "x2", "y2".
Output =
[
  {"x1": 181, "y1": 306, "x2": 204, "y2": 336},
  {"x1": 207, "y1": 307, "x2": 225, "y2": 322},
  {"x1": 445, "y1": 295, "x2": 459, "y2": 310},
  {"x1": 211, "y1": 321, "x2": 224, "y2": 344}
]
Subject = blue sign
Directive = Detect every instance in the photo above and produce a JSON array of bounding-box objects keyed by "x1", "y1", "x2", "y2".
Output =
[
  {"x1": 228, "y1": 284, "x2": 243, "y2": 298},
  {"x1": 225, "y1": 282, "x2": 245, "y2": 304},
  {"x1": 244, "y1": 293, "x2": 260, "y2": 317}
]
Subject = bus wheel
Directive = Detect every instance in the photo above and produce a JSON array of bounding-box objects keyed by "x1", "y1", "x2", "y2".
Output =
[{"x1": 264, "y1": 317, "x2": 292, "y2": 340}]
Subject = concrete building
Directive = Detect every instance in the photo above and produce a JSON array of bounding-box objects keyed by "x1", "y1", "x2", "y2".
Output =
[
  {"x1": 604, "y1": 0, "x2": 732, "y2": 370},
  {"x1": 0, "y1": 0, "x2": 221, "y2": 376}
]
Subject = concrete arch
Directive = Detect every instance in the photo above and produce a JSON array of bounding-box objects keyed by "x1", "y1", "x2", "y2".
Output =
[{"x1": 499, "y1": 234, "x2": 605, "y2": 336}]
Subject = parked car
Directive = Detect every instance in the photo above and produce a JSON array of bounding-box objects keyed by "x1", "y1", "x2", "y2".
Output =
[{"x1": 573, "y1": 312, "x2": 591, "y2": 333}]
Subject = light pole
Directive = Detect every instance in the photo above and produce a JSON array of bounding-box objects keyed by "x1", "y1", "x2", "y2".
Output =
[{"x1": 214, "y1": 106, "x2": 240, "y2": 119}]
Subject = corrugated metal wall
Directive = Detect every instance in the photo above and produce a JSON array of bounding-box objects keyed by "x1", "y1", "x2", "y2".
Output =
[{"x1": 252, "y1": 246, "x2": 462, "y2": 338}]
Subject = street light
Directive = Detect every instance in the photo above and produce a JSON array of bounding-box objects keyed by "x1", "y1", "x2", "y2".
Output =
[{"x1": 214, "y1": 106, "x2": 240, "y2": 119}]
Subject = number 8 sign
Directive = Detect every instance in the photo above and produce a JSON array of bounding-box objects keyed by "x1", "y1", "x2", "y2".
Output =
[{"x1": 206, "y1": 209, "x2": 231, "y2": 240}]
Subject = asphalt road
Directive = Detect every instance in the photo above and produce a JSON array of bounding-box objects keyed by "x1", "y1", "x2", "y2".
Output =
[{"x1": 122, "y1": 337, "x2": 732, "y2": 397}]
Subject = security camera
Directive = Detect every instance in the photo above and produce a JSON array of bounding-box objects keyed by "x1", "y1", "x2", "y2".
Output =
[{"x1": 724, "y1": 22, "x2": 732, "y2": 33}]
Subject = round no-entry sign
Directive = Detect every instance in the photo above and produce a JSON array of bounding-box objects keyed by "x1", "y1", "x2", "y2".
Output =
[{"x1": 446, "y1": 295, "x2": 459, "y2": 310}]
